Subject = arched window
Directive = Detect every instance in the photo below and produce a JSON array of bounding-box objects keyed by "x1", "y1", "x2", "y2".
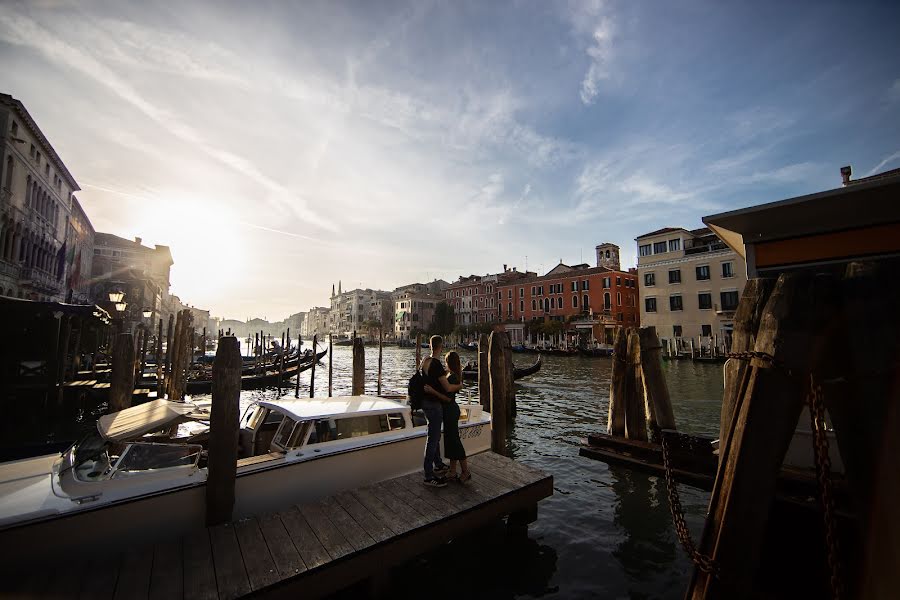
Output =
[
  {"x1": 543, "y1": 298, "x2": 550, "y2": 312},
  {"x1": 4, "y1": 155, "x2": 13, "y2": 189},
  {"x1": 584, "y1": 294, "x2": 590, "y2": 309},
  {"x1": 24, "y1": 176, "x2": 31, "y2": 207},
  {"x1": 557, "y1": 297, "x2": 563, "y2": 309},
  {"x1": 572, "y1": 295, "x2": 578, "y2": 308},
  {"x1": 603, "y1": 293, "x2": 611, "y2": 310}
]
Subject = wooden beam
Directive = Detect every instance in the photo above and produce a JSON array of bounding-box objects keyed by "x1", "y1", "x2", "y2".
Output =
[
  {"x1": 623, "y1": 329, "x2": 647, "y2": 441},
  {"x1": 607, "y1": 327, "x2": 627, "y2": 436},
  {"x1": 352, "y1": 336, "x2": 365, "y2": 396},
  {"x1": 109, "y1": 332, "x2": 135, "y2": 413},
  {"x1": 638, "y1": 326, "x2": 676, "y2": 431},
  {"x1": 207, "y1": 336, "x2": 241, "y2": 526}
]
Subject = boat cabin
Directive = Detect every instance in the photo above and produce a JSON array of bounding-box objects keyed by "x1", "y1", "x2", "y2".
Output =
[{"x1": 238, "y1": 395, "x2": 413, "y2": 459}]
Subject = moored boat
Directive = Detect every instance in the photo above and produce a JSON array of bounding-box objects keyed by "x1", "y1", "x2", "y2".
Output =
[
  {"x1": 461, "y1": 354, "x2": 542, "y2": 381},
  {"x1": 0, "y1": 395, "x2": 491, "y2": 563}
]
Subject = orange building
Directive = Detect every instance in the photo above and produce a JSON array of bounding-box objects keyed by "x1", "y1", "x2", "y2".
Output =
[{"x1": 496, "y1": 260, "x2": 639, "y2": 345}]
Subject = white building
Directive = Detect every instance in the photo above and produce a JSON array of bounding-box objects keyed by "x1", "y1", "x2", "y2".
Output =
[
  {"x1": 0, "y1": 93, "x2": 80, "y2": 301},
  {"x1": 636, "y1": 226, "x2": 747, "y2": 349}
]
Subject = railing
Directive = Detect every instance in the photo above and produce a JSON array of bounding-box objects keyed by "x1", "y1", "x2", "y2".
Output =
[
  {"x1": 0, "y1": 260, "x2": 19, "y2": 278},
  {"x1": 19, "y1": 267, "x2": 62, "y2": 293},
  {"x1": 684, "y1": 242, "x2": 728, "y2": 255}
]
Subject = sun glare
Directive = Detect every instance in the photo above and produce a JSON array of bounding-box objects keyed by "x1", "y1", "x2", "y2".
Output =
[{"x1": 132, "y1": 197, "x2": 246, "y2": 301}]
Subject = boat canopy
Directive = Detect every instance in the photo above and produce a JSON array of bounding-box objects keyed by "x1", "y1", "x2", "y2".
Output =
[
  {"x1": 259, "y1": 395, "x2": 408, "y2": 422},
  {"x1": 97, "y1": 400, "x2": 201, "y2": 442}
]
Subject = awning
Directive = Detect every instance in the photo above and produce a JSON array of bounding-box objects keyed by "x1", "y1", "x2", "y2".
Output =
[
  {"x1": 0, "y1": 297, "x2": 111, "y2": 324},
  {"x1": 97, "y1": 399, "x2": 200, "y2": 442}
]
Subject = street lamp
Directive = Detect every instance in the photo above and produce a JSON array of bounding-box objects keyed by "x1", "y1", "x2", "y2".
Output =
[
  {"x1": 108, "y1": 290, "x2": 125, "y2": 304},
  {"x1": 115, "y1": 301, "x2": 128, "y2": 313},
  {"x1": 142, "y1": 308, "x2": 152, "y2": 319}
]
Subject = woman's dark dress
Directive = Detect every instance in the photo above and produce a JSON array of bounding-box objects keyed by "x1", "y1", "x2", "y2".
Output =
[{"x1": 442, "y1": 373, "x2": 466, "y2": 460}]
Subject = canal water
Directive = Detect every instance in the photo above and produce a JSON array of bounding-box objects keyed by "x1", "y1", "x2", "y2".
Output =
[{"x1": 212, "y1": 344, "x2": 724, "y2": 599}]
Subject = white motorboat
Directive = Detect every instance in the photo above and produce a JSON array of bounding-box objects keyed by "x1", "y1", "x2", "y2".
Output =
[{"x1": 0, "y1": 395, "x2": 491, "y2": 563}]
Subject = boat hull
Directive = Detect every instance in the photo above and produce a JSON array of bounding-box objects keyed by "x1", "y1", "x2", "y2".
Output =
[{"x1": 0, "y1": 417, "x2": 492, "y2": 564}]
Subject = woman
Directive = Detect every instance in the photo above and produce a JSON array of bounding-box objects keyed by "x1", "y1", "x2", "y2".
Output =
[{"x1": 434, "y1": 351, "x2": 470, "y2": 482}]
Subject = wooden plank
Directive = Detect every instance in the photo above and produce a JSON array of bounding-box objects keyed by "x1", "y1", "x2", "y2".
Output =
[
  {"x1": 475, "y1": 451, "x2": 547, "y2": 483},
  {"x1": 183, "y1": 529, "x2": 217, "y2": 600},
  {"x1": 277, "y1": 505, "x2": 331, "y2": 570},
  {"x1": 351, "y1": 487, "x2": 416, "y2": 536},
  {"x1": 297, "y1": 502, "x2": 355, "y2": 560},
  {"x1": 393, "y1": 475, "x2": 457, "y2": 518},
  {"x1": 113, "y1": 548, "x2": 153, "y2": 600},
  {"x1": 382, "y1": 479, "x2": 447, "y2": 522},
  {"x1": 257, "y1": 513, "x2": 307, "y2": 578},
  {"x1": 233, "y1": 518, "x2": 280, "y2": 591},
  {"x1": 361, "y1": 482, "x2": 430, "y2": 528},
  {"x1": 334, "y1": 491, "x2": 395, "y2": 543},
  {"x1": 149, "y1": 539, "x2": 183, "y2": 600},
  {"x1": 209, "y1": 523, "x2": 251, "y2": 600},
  {"x1": 469, "y1": 455, "x2": 534, "y2": 490},
  {"x1": 78, "y1": 557, "x2": 120, "y2": 600},
  {"x1": 316, "y1": 499, "x2": 376, "y2": 552}
]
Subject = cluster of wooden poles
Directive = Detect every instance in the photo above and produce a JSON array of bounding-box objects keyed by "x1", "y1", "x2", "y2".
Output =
[
  {"x1": 606, "y1": 326, "x2": 677, "y2": 440},
  {"x1": 664, "y1": 335, "x2": 731, "y2": 360}
]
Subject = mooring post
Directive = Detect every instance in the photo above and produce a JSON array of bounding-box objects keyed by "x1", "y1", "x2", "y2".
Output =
[
  {"x1": 623, "y1": 329, "x2": 648, "y2": 441},
  {"x1": 607, "y1": 327, "x2": 627, "y2": 436},
  {"x1": 328, "y1": 334, "x2": 333, "y2": 396},
  {"x1": 309, "y1": 334, "x2": 318, "y2": 398},
  {"x1": 689, "y1": 337, "x2": 695, "y2": 360},
  {"x1": 166, "y1": 312, "x2": 181, "y2": 399},
  {"x1": 352, "y1": 335, "x2": 365, "y2": 395},
  {"x1": 109, "y1": 332, "x2": 135, "y2": 413},
  {"x1": 206, "y1": 335, "x2": 241, "y2": 526},
  {"x1": 155, "y1": 318, "x2": 163, "y2": 397},
  {"x1": 377, "y1": 329, "x2": 383, "y2": 396},
  {"x1": 637, "y1": 326, "x2": 676, "y2": 432},
  {"x1": 478, "y1": 333, "x2": 490, "y2": 411},
  {"x1": 488, "y1": 330, "x2": 512, "y2": 455},
  {"x1": 415, "y1": 333, "x2": 422, "y2": 369}
]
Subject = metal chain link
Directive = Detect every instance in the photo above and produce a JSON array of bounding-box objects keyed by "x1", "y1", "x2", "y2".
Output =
[
  {"x1": 807, "y1": 374, "x2": 842, "y2": 600},
  {"x1": 725, "y1": 350, "x2": 781, "y2": 367},
  {"x1": 660, "y1": 432, "x2": 720, "y2": 577}
]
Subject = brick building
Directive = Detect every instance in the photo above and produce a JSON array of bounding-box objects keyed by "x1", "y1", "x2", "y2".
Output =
[{"x1": 496, "y1": 249, "x2": 639, "y2": 345}]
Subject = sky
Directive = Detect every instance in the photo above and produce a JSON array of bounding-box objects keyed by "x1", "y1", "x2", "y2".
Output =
[{"x1": 2, "y1": 0, "x2": 899, "y2": 321}]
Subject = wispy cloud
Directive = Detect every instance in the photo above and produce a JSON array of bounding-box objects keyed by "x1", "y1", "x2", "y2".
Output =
[
  {"x1": 565, "y1": 0, "x2": 616, "y2": 105},
  {"x1": 867, "y1": 150, "x2": 900, "y2": 176}
]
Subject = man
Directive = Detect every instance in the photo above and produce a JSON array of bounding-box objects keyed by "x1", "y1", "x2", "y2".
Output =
[{"x1": 419, "y1": 335, "x2": 462, "y2": 487}]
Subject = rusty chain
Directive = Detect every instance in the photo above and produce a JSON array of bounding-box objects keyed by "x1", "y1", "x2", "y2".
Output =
[
  {"x1": 660, "y1": 431, "x2": 720, "y2": 577},
  {"x1": 807, "y1": 374, "x2": 842, "y2": 600}
]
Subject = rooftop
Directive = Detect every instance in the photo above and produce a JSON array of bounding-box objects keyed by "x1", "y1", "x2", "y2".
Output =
[
  {"x1": 260, "y1": 395, "x2": 408, "y2": 421},
  {"x1": 635, "y1": 227, "x2": 686, "y2": 240}
]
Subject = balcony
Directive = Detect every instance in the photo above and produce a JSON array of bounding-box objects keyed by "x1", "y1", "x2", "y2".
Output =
[
  {"x1": 19, "y1": 267, "x2": 62, "y2": 295},
  {"x1": 684, "y1": 242, "x2": 728, "y2": 255},
  {"x1": 0, "y1": 260, "x2": 19, "y2": 279}
]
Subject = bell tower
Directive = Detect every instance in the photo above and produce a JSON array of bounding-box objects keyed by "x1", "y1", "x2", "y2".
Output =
[{"x1": 595, "y1": 243, "x2": 621, "y2": 270}]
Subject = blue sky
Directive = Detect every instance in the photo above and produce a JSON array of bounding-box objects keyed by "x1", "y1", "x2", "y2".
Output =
[{"x1": 2, "y1": 0, "x2": 898, "y2": 320}]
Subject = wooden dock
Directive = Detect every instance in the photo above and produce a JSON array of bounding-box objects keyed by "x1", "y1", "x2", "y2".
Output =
[{"x1": 5, "y1": 452, "x2": 552, "y2": 599}]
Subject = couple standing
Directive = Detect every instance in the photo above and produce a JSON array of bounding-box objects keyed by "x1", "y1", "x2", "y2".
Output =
[{"x1": 420, "y1": 335, "x2": 470, "y2": 487}]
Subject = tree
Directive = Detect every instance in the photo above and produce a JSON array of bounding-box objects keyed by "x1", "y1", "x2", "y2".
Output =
[{"x1": 431, "y1": 301, "x2": 455, "y2": 336}]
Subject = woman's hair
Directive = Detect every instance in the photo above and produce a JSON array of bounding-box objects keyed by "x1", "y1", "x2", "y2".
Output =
[{"x1": 445, "y1": 351, "x2": 462, "y2": 380}]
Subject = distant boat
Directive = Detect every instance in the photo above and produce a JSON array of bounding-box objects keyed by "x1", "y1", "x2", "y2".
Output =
[
  {"x1": 185, "y1": 350, "x2": 326, "y2": 394},
  {"x1": 458, "y1": 341, "x2": 478, "y2": 351},
  {"x1": 579, "y1": 347, "x2": 613, "y2": 357},
  {"x1": 461, "y1": 354, "x2": 542, "y2": 381}
]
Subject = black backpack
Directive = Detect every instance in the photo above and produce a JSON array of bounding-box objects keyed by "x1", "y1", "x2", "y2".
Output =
[{"x1": 407, "y1": 369, "x2": 426, "y2": 411}]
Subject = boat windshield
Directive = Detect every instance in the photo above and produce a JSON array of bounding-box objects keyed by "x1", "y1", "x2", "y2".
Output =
[
  {"x1": 114, "y1": 443, "x2": 202, "y2": 473},
  {"x1": 73, "y1": 430, "x2": 108, "y2": 468}
]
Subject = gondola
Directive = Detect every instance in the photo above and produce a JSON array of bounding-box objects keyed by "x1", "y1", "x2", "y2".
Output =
[
  {"x1": 461, "y1": 354, "x2": 542, "y2": 382},
  {"x1": 578, "y1": 347, "x2": 613, "y2": 357},
  {"x1": 185, "y1": 349, "x2": 327, "y2": 394}
]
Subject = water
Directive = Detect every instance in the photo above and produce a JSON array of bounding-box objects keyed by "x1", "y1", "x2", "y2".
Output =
[{"x1": 199, "y1": 345, "x2": 724, "y2": 599}]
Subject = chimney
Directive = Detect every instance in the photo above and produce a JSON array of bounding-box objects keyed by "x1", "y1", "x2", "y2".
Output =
[
  {"x1": 503, "y1": 264, "x2": 507, "y2": 272},
  {"x1": 135, "y1": 236, "x2": 142, "y2": 245},
  {"x1": 840, "y1": 165, "x2": 852, "y2": 186}
]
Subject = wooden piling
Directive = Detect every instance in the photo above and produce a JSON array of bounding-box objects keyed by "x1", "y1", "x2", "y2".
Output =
[
  {"x1": 164, "y1": 314, "x2": 174, "y2": 393},
  {"x1": 637, "y1": 326, "x2": 676, "y2": 431},
  {"x1": 68, "y1": 318, "x2": 82, "y2": 381},
  {"x1": 622, "y1": 329, "x2": 648, "y2": 441},
  {"x1": 309, "y1": 334, "x2": 318, "y2": 398},
  {"x1": 718, "y1": 278, "x2": 774, "y2": 458},
  {"x1": 328, "y1": 334, "x2": 333, "y2": 396},
  {"x1": 606, "y1": 328, "x2": 627, "y2": 436},
  {"x1": 295, "y1": 334, "x2": 302, "y2": 398},
  {"x1": 488, "y1": 330, "x2": 513, "y2": 455},
  {"x1": 688, "y1": 273, "x2": 838, "y2": 600},
  {"x1": 155, "y1": 318, "x2": 163, "y2": 396},
  {"x1": 415, "y1": 333, "x2": 422, "y2": 369},
  {"x1": 352, "y1": 336, "x2": 365, "y2": 396},
  {"x1": 377, "y1": 329, "x2": 383, "y2": 396},
  {"x1": 138, "y1": 326, "x2": 149, "y2": 383},
  {"x1": 206, "y1": 336, "x2": 241, "y2": 526},
  {"x1": 109, "y1": 332, "x2": 135, "y2": 413},
  {"x1": 689, "y1": 337, "x2": 695, "y2": 360},
  {"x1": 478, "y1": 333, "x2": 490, "y2": 411}
]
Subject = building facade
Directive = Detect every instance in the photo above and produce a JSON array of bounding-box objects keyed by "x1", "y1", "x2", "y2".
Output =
[
  {"x1": 394, "y1": 290, "x2": 441, "y2": 339},
  {"x1": 444, "y1": 267, "x2": 534, "y2": 327},
  {"x1": 0, "y1": 93, "x2": 81, "y2": 301},
  {"x1": 636, "y1": 226, "x2": 747, "y2": 347},
  {"x1": 66, "y1": 196, "x2": 94, "y2": 304},
  {"x1": 328, "y1": 283, "x2": 392, "y2": 337},
  {"x1": 91, "y1": 233, "x2": 174, "y2": 333},
  {"x1": 496, "y1": 258, "x2": 639, "y2": 344}
]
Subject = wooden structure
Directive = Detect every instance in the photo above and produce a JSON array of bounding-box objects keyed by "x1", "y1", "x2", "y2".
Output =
[{"x1": 5, "y1": 453, "x2": 552, "y2": 599}]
